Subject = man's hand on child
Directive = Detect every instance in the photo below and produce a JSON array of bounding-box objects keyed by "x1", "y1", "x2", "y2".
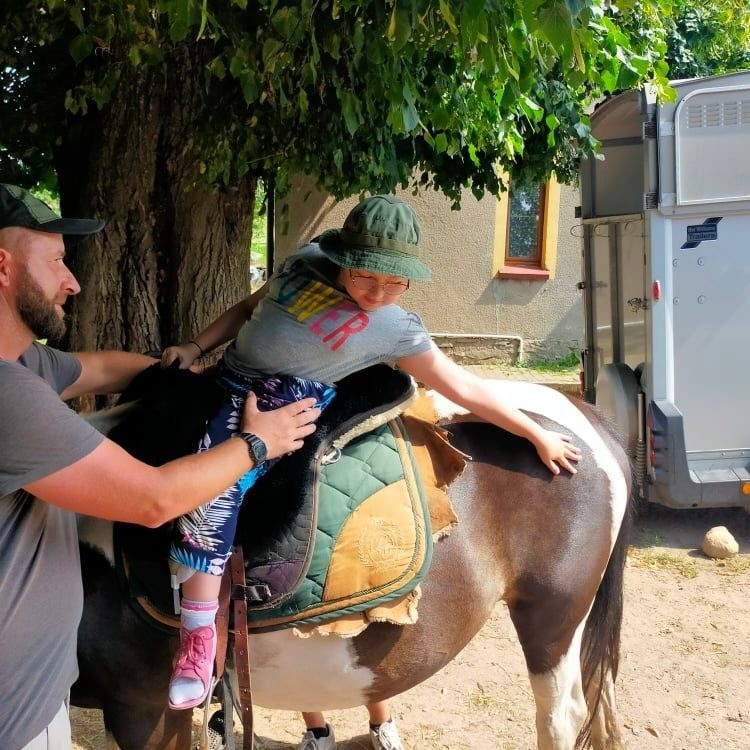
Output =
[
  {"x1": 534, "y1": 430, "x2": 582, "y2": 475},
  {"x1": 241, "y1": 393, "x2": 320, "y2": 460}
]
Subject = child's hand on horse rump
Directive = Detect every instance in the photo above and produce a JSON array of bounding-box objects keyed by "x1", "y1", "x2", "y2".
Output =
[{"x1": 534, "y1": 430, "x2": 582, "y2": 475}]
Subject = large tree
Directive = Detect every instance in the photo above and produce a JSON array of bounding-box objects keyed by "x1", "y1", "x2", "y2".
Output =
[{"x1": 1, "y1": 0, "x2": 672, "y2": 357}]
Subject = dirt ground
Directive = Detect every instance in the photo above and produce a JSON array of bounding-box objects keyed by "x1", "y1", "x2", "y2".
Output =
[{"x1": 71, "y1": 504, "x2": 750, "y2": 750}]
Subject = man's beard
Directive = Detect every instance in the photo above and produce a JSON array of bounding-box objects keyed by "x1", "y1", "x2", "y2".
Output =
[{"x1": 16, "y1": 265, "x2": 67, "y2": 344}]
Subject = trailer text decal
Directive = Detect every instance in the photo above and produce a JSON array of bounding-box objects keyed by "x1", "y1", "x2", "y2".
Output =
[{"x1": 681, "y1": 217, "x2": 722, "y2": 249}]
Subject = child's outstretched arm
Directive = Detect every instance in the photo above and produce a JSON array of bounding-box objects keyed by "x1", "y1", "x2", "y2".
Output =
[
  {"x1": 162, "y1": 281, "x2": 270, "y2": 368},
  {"x1": 396, "y1": 347, "x2": 581, "y2": 475}
]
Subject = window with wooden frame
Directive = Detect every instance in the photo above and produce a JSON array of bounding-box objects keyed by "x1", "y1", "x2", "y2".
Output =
[{"x1": 492, "y1": 178, "x2": 560, "y2": 280}]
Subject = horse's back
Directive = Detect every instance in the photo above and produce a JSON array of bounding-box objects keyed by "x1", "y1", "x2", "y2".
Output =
[{"x1": 442, "y1": 385, "x2": 629, "y2": 582}]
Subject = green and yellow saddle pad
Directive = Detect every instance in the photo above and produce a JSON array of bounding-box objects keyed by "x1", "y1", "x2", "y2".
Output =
[{"x1": 247, "y1": 417, "x2": 432, "y2": 631}]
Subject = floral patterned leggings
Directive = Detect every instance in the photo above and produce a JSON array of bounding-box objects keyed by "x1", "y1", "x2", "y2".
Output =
[{"x1": 168, "y1": 364, "x2": 336, "y2": 577}]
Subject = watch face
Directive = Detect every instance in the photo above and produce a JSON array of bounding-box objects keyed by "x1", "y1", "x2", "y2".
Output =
[
  {"x1": 252, "y1": 435, "x2": 268, "y2": 463},
  {"x1": 243, "y1": 432, "x2": 267, "y2": 463}
]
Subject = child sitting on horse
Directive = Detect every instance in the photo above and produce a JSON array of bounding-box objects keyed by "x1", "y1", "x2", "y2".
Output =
[{"x1": 161, "y1": 195, "x2": 581, "y2": 748}]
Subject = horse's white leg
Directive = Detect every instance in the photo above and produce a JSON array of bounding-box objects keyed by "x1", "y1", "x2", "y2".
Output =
[
  {"x1": 527, "y1": 623, "x2": 588, "y2": 750},
  {"x1": 587, "y1": 671, "x2": 626, "y2": 750}
]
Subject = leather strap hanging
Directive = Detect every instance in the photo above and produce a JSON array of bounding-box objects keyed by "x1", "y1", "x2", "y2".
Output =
[
  {"x1": 230, "y1": 547, "x2": 254, "y2": 750},
  {"x1": 215, "y1": 563, "x2": 232, "y2": 680}
]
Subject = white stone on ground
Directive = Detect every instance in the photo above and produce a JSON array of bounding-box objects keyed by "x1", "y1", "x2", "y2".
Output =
[{"x1": 700, "y1": 526, "x2": 739, "y2": 559}]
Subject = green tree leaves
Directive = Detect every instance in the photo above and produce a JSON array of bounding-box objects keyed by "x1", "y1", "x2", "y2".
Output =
[
  {"x1": 664, "y1": 0, "x2": 750, "y2": 78},
  {"x1": 0, "y1": 0, "x2": 682, "y2": 203}
]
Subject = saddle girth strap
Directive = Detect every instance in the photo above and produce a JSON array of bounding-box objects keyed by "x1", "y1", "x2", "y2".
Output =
[
  {"x1": 215, "y1": 563, "x2": 232, "y2": 680},
  {"x1": 231, "y1": 548, "x2": 254, "y2": 750}
]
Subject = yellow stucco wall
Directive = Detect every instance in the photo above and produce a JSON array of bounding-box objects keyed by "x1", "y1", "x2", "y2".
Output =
[{"x1": 275, "y1": 177, "x2": 583, "y2": 363}]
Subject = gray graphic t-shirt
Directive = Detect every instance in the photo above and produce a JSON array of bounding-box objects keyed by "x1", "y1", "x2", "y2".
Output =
[
  {"x1": 0, "y1": 343, "x2": 104, "y2": 748},
  {"x1": 224, "y1": 245, "x2": 434, "y2": 383}
]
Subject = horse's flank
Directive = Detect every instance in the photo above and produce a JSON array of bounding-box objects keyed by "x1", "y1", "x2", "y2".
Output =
[{"x1": 74, "y1": 377, "x2": 631, "y2": 750}]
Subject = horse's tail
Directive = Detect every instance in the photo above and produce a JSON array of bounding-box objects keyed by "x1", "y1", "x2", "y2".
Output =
[{"x1": 575, "y1": 473, "x2": 634, "y2": 749}]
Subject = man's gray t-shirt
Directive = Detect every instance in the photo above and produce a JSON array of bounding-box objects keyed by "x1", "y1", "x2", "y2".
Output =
[
  {"x1": 0, "y1": 343, "x2": 105, "y2": 749},
  {"x1": 224, "y1": 245, "x2": 434, "y2": 383}
]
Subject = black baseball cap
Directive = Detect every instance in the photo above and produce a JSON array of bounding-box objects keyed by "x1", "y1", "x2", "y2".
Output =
[{"x1": 0, "y1": 183, "x2": 104, "y2": 235}]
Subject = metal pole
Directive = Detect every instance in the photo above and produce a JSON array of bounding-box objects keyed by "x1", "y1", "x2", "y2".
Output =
[{"x1": 265, "y1": 176, "x2": 275, "y2": 274}]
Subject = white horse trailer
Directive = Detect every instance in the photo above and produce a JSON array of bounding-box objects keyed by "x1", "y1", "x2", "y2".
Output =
[{"x1": 580, "y1": 71, "x2": 750, "y2": 510}]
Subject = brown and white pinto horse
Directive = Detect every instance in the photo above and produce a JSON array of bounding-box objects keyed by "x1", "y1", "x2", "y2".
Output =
[{"x1": 72, "y1": 380, "x2": 631, "y2": 750}]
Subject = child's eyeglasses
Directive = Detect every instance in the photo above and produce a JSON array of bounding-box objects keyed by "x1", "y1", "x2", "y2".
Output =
[{"x1": 348, "y1": 270, "x2": 409, "y2": 296}]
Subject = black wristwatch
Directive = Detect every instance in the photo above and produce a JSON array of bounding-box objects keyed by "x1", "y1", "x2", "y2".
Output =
[{"x1": 238, "y1": 432, "x2": 268, "y2": 464}]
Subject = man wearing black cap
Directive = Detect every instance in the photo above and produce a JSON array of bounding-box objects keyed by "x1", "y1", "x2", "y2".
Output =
[{"x1": 0, "y1": 184, "x2": 320, "y2": 749}]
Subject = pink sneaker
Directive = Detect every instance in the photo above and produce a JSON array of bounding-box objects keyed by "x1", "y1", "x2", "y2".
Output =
[{"x1": 168, "y1": 624, "x2": 217, "y2": 710}]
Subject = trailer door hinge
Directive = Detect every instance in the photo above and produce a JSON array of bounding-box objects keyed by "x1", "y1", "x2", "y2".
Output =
[
  {"x1": 643, "y1": 120, "x2": 657, "y2": 139},
  {"x1": 659, "y1": 121, "x2": 675, "y2": 137},
  {"x1": 576, "y1": 281, "x2": 586, "y2": 291}
]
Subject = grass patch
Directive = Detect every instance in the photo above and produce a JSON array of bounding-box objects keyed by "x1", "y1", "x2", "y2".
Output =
[
  {"x1": 467, "y1": 683, "x2": 505, "y2": 715},
  {"x1": 628, "y1": 548, "x2": 699, "y2": 578},
  {"x1": 713, "y1": 555, "x2": 750, "y2": 575},
  {"x1": 417, "y1": 724, "x2": 445, "y2": 744},
  {"x1": 514, "y1": 351, "x2": 581, "y2": 372},
  {"x1": 638, "y1": 530, "x2": 665, "y2": 547}
]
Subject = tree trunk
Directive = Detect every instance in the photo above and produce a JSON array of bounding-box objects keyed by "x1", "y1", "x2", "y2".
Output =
[{"x1": 56, "y1": 46, "x2": 255, "y2": 397}]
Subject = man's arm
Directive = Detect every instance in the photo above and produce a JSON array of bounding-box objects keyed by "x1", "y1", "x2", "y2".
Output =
[
  {"x1": 62, "y1": 351, "x2": 158, "y2": 400},
  {"x1": 24, "y1": 393, "x2": 320, "y2": 527}
]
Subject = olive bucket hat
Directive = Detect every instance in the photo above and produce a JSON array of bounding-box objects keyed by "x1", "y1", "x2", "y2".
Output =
[
  {"x1": 318, "y1": 195, "x2": 431, "y2": 281},
  {"x1": 0, "y1": 183, "x2": 104, "y2": 235}
]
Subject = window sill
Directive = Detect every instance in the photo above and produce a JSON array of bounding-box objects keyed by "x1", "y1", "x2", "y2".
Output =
[{"x1": 496, "y1": 266, "x2": 550, "y2": 281}]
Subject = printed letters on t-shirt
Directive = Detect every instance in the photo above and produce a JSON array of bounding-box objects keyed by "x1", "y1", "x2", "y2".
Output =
[{"x1": 278, "y1": 275, "x2": 370, "y2": 351}]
